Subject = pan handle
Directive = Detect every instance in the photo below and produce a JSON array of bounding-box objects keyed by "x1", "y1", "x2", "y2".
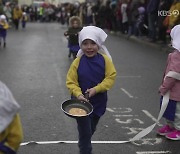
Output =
[{"x1": 84, "y1": 92, "x2": 89, "y2": 100}]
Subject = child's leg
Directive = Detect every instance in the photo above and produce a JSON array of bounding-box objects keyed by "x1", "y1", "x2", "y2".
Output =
[
  {"x1": 91, "y1": 114, "x2": 100, "y2": 135},
  {"x1": 72, "y1": 51, "x2": 78, "y2": 59},
  {"x1": 76, "y1": 116, "x2": 92, "y2": 154},
  {"x1": 174, "y1": 102, "x2": 180, "y2": 130},
  {"x1": 68, "y1": 49, "x2": 72, "y2": 58},
  {"x1": 3, "y1": 37, "x2": 6, "y2": 48},
  {"x1": 165, "y1": 102, "x2": 180, "y2": 140}
]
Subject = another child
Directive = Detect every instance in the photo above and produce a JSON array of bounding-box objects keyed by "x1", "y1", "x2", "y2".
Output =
[
  {"x1": 64, "y1": 16, "x2": 82, "y2": 59},
  {"x1": 66, "y1": 26, "x2": 117, "y2": 154},
  {"x1": 0, "y1": 15, "x2": 9, "y2": 48},
  {"x1": 21, "y1": 12, "x2": 28, "y2": 29},
  {"x1": 0, "y1": 81, "x2": 23, "y2": 153},
  {"x1": 157, "y1": 25, "x2": 180, "y2": 140}
]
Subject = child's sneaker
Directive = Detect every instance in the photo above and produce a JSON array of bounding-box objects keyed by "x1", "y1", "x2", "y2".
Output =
[
  {"x1": 165, "y1": 130, "x2": 180, "y2": 140},
  {"x1": 157, "y1": 125, "x2": 175, "y2": 136}
]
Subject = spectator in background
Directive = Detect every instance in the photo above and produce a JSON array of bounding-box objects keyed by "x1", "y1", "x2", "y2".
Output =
[
  {"x1": 135, "y1": 5, "x2": 145, "y2": 37},
  {"x1": 168, "y1": 0, "x2": 180, "y2": 30},
  {"x1": 13, "y1": 5, "x2": 22, "y2": 30},
  {"x1": 146, "y1": 0, "x2": 160, "y2": 42},
  {"x1": 3, "y1": 2, "x2": 12, "y2": 26},
  {"x1": 127, "y1": 0, "x2": 139, "y2": 37},
  {"x1": 157, "y1": 0, "x2": 172, "y2": 44},
  {"x1": 121, "y1": 0, "x2": 129, "y2": 34}
]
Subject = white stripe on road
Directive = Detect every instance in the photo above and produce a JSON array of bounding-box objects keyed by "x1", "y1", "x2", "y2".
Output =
[
  {"x1": 117, "y1": 76, "x2": 141, "y2": 78},
  {"x1": 136, "y1": 151, "x2": 171, "y2": 154},
  {"x1": 121, "y1": 88, "x2": 134, "y2": 98},
  {"x1": 106, "y1": 108, "x2": 115, "y2": 112},
  {"x1": 21, "y1": 140, "x2": 129, "y2": 146}
]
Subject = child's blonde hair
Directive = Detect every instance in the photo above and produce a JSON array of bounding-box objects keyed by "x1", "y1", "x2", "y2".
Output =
[{"x1": 69, "y1": 16, "x2": 82, "y2": 27}]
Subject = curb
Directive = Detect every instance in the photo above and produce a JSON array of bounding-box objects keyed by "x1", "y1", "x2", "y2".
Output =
[{"x1": 109, "y1": 31, "x2": 172, "y2": 54}]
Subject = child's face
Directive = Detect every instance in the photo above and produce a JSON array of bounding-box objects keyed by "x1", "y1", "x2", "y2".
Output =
[
  {"x1": 81, "y1": 39, "x2": 99, "y2": 57},
  {"x1": 72, "y1": 20, "x2": 79, "y2": 28}
]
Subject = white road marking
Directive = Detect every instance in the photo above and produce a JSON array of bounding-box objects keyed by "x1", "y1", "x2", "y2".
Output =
[
  {"x1": 113, "y1": 115, "x2": 137, "y2": 117},
  {"x1": 136, "y1": 151, "x2": 171, "y2": 154},
  {"x1": 117, "y1": 76, "x2": 141, "y2": 78},
  {"x1": 106, "y1": 108, "x2": 115, "y2": 112},
  {"x1": 142, "y1": 110, "x2": 162, "y2": 126},
  {"x1": 115, "y1": 118, "x2": 144, "y2": 124},
  {"x1": 21, "y1": 140, "x2": 130, "y2": 146},
  {"x1": 121, "y1": 88, "x2": 134, "y2": 98}
]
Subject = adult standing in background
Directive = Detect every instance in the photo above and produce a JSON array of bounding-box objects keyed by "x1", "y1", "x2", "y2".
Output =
[
  {"x1": 3, "y1": 2, "x2": 12, "y2": 25},
  {"x1": 168, "y1": 0, "x2": 180, "y2": 30},
  {"x1": 157, "y1": 0, "x2": 172, "y2": 44},
  {"x1": 13, "y1": 5, "x2": 22, "y2": 30},
  {"x1": 146, "y1": 0, "x2": 160, "y2": 42}
]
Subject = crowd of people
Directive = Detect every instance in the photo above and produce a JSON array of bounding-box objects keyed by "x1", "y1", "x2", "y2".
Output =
[{"x1": 0, "y1": 0, "x2": 179, "y2": 45}]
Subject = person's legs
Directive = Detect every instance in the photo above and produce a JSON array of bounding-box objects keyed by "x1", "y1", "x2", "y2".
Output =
[
  {"x1": 148, "y1": 13, "x2": 157, "y2": 41},
  {"x1": 174, "y1": 102, "x2": 180, "y2": 130},
  {"x1": 72, "y1": 51, "x2": 78, "y2": 59},
  {"x1": 91, "y1": 114, "x2": 100, "y2": 135},
  {"x1": 3, "y1": 37, "x2": 6, "y2": 48},
  {"x1": 76, "y1": 114, "x2": 100, "y2": 154},
  {"x1": 165, "y1": 102, "x2": 180, "y2": 140},
  {"x1": 76, "y1": 116, "x2": 92, "y2": 154}
]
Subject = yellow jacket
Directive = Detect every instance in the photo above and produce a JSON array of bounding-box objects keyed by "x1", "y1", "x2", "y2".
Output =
[
  {"x1": 0, "y1": 114, "x2": 23, "y2": 153},
  {"x1": 13, "y1": 8, "x2": 22, "y2": 20},
  {"x1": 66, "y1": 53, "x2": 117, "y2": 97},
  {"x1": 0, "y1": 22, "x2": 9, "y2": 29},
  {"x1": 169, "y1": 2, "x2": 180, "y2": 28}
]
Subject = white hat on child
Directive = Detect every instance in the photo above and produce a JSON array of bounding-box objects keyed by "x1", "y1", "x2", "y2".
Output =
[
  {"x1": 170, "y1": 24, "x2": 180, "y2": 51},
  {"x1": 0, "y1": 81, "x2": 20, "y2": 133},
  {"x1": 77, "y1": 26, "x2": 112, "y2": 60},
  {"x1": 0, "y1": 15, "x2": 6, "y2": 20}
]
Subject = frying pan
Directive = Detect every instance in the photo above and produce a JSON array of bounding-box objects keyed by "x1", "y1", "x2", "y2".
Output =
[{"x1": 61, "y1": 93, "x2": 93, "y2": 118}]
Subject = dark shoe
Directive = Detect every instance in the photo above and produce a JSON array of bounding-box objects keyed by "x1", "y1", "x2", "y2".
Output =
[{"x1": 3, "y1": 42, "x2": 6, "y2": 48}]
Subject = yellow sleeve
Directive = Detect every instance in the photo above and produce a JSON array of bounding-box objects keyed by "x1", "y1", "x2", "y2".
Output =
[
  {"x1": 3, "y1": 23, "x2": 9, "y2": 29},
  {"x1": 66, "y1": 58, "x2": 82, "y2": 98},
  {"x1": 169, "y1": 3, "x2": 180, "y2": 27},
  {"x1": 94, "y1": 54, "x2": 117, "y2": 93},
  {"x1": 0, "y1": 114, "x2": 23, "y2": 152}
]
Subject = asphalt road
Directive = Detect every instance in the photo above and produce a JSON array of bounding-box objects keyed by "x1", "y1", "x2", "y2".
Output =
[{"x1": 0, "y1": 23, "x2": 178, "y2": 154}]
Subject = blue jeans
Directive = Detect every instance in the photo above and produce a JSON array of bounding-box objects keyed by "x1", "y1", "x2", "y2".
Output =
[{"x1": 76, "y1": 114, "x2": 100, "y2": 154}]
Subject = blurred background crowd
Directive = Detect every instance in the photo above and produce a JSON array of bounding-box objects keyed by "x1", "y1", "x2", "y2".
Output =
[{"x1": 0, "y1": 0, "x2": 180, "y2": 44}]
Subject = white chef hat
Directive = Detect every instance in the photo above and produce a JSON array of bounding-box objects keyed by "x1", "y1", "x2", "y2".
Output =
[
  {"x1": 0, "y1": 81, "x2": 20, "y2": 133},
  {"x1": 170, "y1": 24, "x2": 180, "y2": 51},
  {"x1": 77, "y1": 26, "x2": 112, "y2": 60},
  {"x1": 0, "y1": 15, "x2": 6, "y2": 20}
]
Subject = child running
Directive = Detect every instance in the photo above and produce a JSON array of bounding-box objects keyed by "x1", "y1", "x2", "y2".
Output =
[
  {"x1": 21, "y1": 12, "x2": 28, "y2": 29},
  {"x1": 64, "y1": 16, "x2": 82, "y2": 59},
  {"x1": 66, "y1": 26, "x2": 117, "y2": 154},
  {"x1": 157, "y1": 24, "x2": 180, "y2": 140},
  {"x1": 0, "y1": 15, "x2": 9, "y2": 48}
]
